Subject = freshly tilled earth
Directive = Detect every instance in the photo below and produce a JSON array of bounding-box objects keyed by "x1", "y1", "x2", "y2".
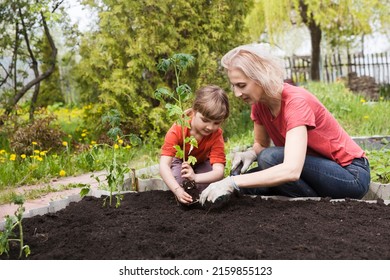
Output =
[{"x1": 2, "y1": 190, "x2": 390, "y2": 260}]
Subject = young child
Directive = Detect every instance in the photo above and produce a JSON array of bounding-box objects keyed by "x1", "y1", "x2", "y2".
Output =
[{"x1": 159, "y1": 85, "x2": 230, "y2": 205}]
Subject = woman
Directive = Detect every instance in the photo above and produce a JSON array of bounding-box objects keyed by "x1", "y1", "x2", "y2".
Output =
[{"x1": 199, "y1": 44, "x2": 370, "y2": 205}]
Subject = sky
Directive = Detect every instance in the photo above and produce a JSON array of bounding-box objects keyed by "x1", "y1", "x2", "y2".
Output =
[{"x1": 66, "y1": 0, "x2": 93, "y2": 32}]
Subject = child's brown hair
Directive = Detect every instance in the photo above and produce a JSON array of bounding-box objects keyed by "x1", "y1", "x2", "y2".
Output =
[{"x1": 191, "y1": 85, "x2": 229, "y2": 122}]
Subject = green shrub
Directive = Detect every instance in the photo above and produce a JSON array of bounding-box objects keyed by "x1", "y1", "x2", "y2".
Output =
[{"x1": 8, "y1": 110, "x2": 65, "y2": 155}]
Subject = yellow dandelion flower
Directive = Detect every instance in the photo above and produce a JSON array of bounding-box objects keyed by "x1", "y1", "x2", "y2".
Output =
[
  {"x1": 0, "y1": 149, "x2": 5, "y2": 154},
  {"x1": 59, "y1": 170, "x2": 66, "y2": 177},
  {"x1": 360, "y1": 98, "x2": 366, "y2": 103},
  {"x1": 114, "y1": 144, "x2": 119, "y2": 149},
  {"x1": 118, "y1": 139, "x2": 124, "y2": 145},
  {"x1": 81, "y1": 133, "x2": 87, "y2": 137},
  {"x1": 32, "y1": 141, "x2": 38, "y2": 145},
  {"x1": 10, "y1": 154, "x2": 16, "y2": 161},
  {"x1": 21, "y1": 154, "x2": 26, "y2": 159},
  {"x1": 34, "y1": 150, "x2": 40, "y2": 154},
  {"x1": 40, "y1": 151, "x2": 46, "y2": 156},
  {"x1": 91, "y1": 140, "x2": 97, "y2": 145},
  {"x1": 363, "y1": 115, "x2": 369, "y2": 119},
  {"x1": 125, "y1": 145, "x2": 131, "y2": 149},
  {"x1": 37, "y1": 157, "x2": 43, "y2": 161},
  {"x1": 62, "y1": 141, "x2": 68, "y2": 147}
]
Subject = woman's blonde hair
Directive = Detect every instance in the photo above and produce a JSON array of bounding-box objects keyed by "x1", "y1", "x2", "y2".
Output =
[
  {"x1": 221, "y1": 44, "x2": 285, "y2": 99},
  {"x1": 191, "y1": 85, "x2": 229, "y2": 121}
]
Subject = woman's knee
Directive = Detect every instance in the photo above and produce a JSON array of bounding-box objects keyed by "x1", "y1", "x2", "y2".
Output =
[{"x1": 258, "y1": 147, "x2": 284, "y2": 169}]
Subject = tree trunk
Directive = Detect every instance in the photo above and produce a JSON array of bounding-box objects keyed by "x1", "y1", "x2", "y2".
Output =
[
  {"x1": 308, "y1": 21, "x2": 322, "y2": 81},
  {"x1": 1, "y1": 11, "x2": 57, "y2": 123},
  {"x1": 299, "y1": 0, "x2": 322, "y2": 81}
]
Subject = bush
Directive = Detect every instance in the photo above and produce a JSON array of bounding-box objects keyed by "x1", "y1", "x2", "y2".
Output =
[{"x1": 9, "y1": 111, "x2": 65, "y2": 155}]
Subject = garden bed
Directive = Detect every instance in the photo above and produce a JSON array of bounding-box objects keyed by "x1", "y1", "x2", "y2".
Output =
[{"x1": 2, "y1": 190, "x2": 390, "y2": 260}]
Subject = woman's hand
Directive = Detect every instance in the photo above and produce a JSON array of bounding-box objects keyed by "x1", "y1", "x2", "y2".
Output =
[
  {"x1": 232, "y1": 149, "x2": 257, "y2": 173},
  {"x1": 181, "y1": 162, "x2": 196, "y2": 181},
  {"x1": 199, "y1": 177, "x2": 236, "y2": 205}
]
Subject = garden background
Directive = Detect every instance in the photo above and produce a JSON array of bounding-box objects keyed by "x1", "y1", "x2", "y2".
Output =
[{"x1": 1, "y1": 0, "x2": 390, "y2": 205}]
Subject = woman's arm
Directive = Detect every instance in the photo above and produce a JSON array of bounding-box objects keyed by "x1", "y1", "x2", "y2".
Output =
[
  {"x1": 235, "y1": 125, "x2": 308, "y2": 188},
  {"x1": 252, "y1": 122, "x2": 271, "y2": 154}
]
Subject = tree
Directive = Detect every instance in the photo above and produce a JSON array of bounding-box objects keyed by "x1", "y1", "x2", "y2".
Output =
[
  {"x1": 36, "y1": 35, "x2": 64, "y2": 108},
  {"x1": 75, "y1": 0, "x2": 253, "y2": 142},
  {"x1": 246, "y1": 0, "x2": 390, "y2": 81},
  {"x1": 0, "y1": 0, "x2": 64, "y2": 122}
]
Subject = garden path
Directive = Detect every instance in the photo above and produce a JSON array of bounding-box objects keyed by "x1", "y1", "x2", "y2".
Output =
[
  {"x1": 0, "y1": 171, "x2": 106, "y2": 221},
  {"x1": 0, "y1": 164, "x2": 160, "y2": 223}
]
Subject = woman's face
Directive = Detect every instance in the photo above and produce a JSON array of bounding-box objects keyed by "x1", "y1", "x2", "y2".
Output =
[{"x1": 227, "y1": 67, "x2": 265, "y2": 105}]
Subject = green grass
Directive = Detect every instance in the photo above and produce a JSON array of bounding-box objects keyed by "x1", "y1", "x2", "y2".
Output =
[{"x1": 304, "y1": 81, "x2": 390, "y2": 136}]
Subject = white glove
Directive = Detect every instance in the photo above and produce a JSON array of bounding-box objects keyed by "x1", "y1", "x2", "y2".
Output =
[
  {"x1": 199, "y1": 176, "x2": 239, "y2": 205},
  {"x1": 231, "y1": 149, "x2": 257, "y2": 174}
]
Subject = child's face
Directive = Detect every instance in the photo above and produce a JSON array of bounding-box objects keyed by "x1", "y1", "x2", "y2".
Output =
[{"x1": 191, "y1": 112, "x2": 222, "y2": 137}]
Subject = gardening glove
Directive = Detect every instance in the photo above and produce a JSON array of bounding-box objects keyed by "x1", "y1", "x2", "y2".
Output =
[
  {"x1": 231, "y1": 149, "x2": 257, "y2": 174},
  {"x1": 199, "y1": 176, "x2": 239, "y2": 206}
]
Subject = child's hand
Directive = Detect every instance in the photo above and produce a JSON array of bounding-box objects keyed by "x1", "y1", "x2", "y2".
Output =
[
  {"x1": 181, "y1": 162, "x2": 195, "y2": 181},
  {"x1": 174, "y1": 186, "x2": 193, "y2": 204}
]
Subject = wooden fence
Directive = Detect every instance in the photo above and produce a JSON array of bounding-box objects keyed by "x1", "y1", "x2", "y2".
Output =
[{"x1": 284, "y1": 52, "x2": 390, "y2": 85}]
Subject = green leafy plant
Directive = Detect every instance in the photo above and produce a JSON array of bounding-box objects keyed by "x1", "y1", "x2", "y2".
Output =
[
  {"x1": 0, "y1": 195, "x2": 30, "y2": 258},
  {"x1": 154, "y1": 53, "x2": 202, "y2": 202},
  {"x1": 366, "y1": 146, "x2": 390, "y2": 184},
  {"x1": 154, "y1": 53, "x2": 198, "y2": 165},
  {"x1": 80, "y1": 109, "x2": 141, "y2": 208}
]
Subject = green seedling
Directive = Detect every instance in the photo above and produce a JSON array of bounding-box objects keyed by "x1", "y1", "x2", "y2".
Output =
[
  {"x1": 0, "y1": 195, "x2": 30, "y2": 258},
  {"x1": 154, "y1": 53, "x2": 198, "y2": 165},
  {"x1": 155, "y1": 53, "x2": 201, "y2": 202},
  {"x1": 80, "y1": 109, "x2": 141, "y2": 208},
  {"x1": 366, "y1": 147, "x2": 390, "y2": 184}
]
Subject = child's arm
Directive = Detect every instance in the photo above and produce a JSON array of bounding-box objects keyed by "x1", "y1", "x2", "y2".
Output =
[{"x1": 159, "y1": 155, "x2": 193, "y2": 204}]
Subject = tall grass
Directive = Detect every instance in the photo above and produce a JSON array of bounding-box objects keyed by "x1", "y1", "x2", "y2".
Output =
[{"x1": 304, "y1": 81, "x2": 390, "y2": 136}]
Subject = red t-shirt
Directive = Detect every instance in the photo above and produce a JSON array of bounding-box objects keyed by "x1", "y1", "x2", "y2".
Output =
[
  {"x1": 160, "y1": 121, "x2": 226, "y2": 165},
  {"x1": 250, "y1": 83, "x2": 365, "y2": 166}
]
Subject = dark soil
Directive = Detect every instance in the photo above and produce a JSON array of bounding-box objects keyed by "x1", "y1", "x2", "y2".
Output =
[{"x1": 2, "y1": 190, "x2": 390, "y2": 260}]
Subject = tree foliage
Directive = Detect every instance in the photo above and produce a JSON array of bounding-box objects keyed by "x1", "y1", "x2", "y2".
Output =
[
  {"x1": 75, "y1": 0, "x2": 252, "y2": 142},
  {"x1": 0, "y1": 0, "x2": 55, "y2": 120},
  {"x1": 246, "y1": 0, "x2": 390, "y2": 80},
  {"x1": 0, "y1": 0, "x2": 77, "y2": 122}
]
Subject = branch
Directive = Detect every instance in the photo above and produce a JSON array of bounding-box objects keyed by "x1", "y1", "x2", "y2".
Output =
[
  {"x1": 6, "y1": 11, "x2": 58, "y2": 114},
  {"x1": 51, "y1": 0, "x2": 65, "y2": 13},
  {"x1": 0, "y1": 63, "x2": 10, "y2": 87}
]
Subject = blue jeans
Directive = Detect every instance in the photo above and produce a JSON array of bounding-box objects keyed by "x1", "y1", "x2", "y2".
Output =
[{"x1": 242, "y1": 147, "x2": 370, "y2": 199}]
